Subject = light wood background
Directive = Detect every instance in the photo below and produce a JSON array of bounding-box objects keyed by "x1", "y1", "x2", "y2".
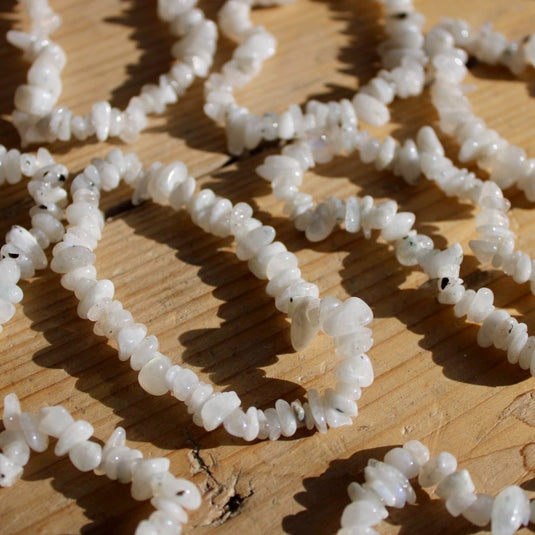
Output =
[{"x1": 2, "y1": 1, "x2": 535, "y2": 533}]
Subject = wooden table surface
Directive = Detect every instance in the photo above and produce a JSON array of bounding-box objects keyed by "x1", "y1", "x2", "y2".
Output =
[{"x1": 2, "y1": 1, "x2": 535, "y2": 533}]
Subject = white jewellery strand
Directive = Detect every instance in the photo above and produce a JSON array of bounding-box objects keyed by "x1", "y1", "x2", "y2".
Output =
[
  {"x1": 48, "y1": 147, "x2": 376, "y2": 440},
  {"x1": 0, "y1": 145, "x2": 68, "y2": 332},
  {"x1": 337, "y1": 440, "x2": 534, "y2": 535},
  {"x1": 247, "y1": 0, "x2": 535, "y2": 377},
  {"x1": 428, "y1": 18, "x2": 535, "y2": 200},
  {"x1": 8, "y1": 0, "x2": 217, "y2": 146},
  {"x1": 204, "y1": 0, "x2": 426, "y2": 155},
  {"x1": 0, "y1": 393, "x2": 202, "y2": 535}
]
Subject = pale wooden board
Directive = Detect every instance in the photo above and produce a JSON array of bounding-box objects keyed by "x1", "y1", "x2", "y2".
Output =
[{"x1": 2, "y1": 1, "x2": 535, "y2": 533}]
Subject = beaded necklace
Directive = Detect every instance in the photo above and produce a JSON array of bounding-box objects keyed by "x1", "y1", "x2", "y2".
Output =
[
  {"x1": 2, "y1": 0, "x2": 535, "y2": 533},
  {"x1": 9, "y1": 0, "x2": 217, "y2": 145}
]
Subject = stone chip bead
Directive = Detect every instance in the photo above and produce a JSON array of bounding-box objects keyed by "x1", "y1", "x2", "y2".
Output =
[
  {"x1": 491, "y1": 486, "x2": 530, "y2": 535},
  {"x1": 418, "y1": 451, "x2": 457, "y2": 487},
  {"x1": 55, "y1": 420, "x2": 94, "y2": 456}
]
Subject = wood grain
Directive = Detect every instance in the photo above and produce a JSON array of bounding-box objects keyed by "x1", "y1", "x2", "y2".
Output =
[{"x1": 2, "y1": 1, "x2": 535, "y2": 533}]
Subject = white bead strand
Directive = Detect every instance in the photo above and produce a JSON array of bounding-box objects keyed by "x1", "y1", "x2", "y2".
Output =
[
  {"x1": 338, "y1": 440, "x2": 532, "y2": 535},
  {"x1": 0, "y1": 146, "x2": 67, "y2": 333},
  {"x1": 49, "y1": 149, "x2": 377, "y2": 440},
  {"x1": 204, "y1": 0, "x2": 426, "y2": 155},
  {"x1": 427, "y1": 18, "x2": 535, "y2": 200},
  {"x1": 0, "y1": 393, "x2": 200, "y2": 535},
  {"x1": 8, "y1": 0, "x2": 217, "y2": 145}
]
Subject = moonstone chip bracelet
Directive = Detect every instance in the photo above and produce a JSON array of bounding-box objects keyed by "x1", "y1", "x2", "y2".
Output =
[
  {"x1": 49, "y1": 148, "x2": 375, "y2": 440},
  {"x1": 0, "y1": 394, "x2": 201, "y2": 535},
  {"x1": 338, "y1": 441, "x2": 534, "y2": 535},
  {"x1": 3, "y1": 0, "x2": 535, "y2": 532},
  {"x1": 9, "y1": 0, "x2": 217, "y2": 145}
]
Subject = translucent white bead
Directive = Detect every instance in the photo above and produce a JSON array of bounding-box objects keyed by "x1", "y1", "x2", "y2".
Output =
[
  {"x1": 69, "y1": 440, "x2": 102, "y2": 472},
  {"x1": 345, "y1": 196, "x2": 361, "y2": 233},
  {"x1": 275, "y1": 280, "x2": 319, "y2": 313},
  {"x1": 418, "y1": 452, "x2": 457, "y2": 487},
  {"x1": 3, "y1": 393, "x2": 22, "y2": 431},
  {"x1": 381, "y1": 212, "x2": 415, "y2": 241},
  {"x1": 0, "y1": 453, "x2": 23, "y2": 487},
  {"x1": 403, "y1": 440, "x2": 430, "y2": 466},
  {"x1": 347, "y1": 482, "x2": 387, "y2": 512},
  {"x1": 374, "y1": 137, "x2": 397, "y2": 171},
  {"x1": 131, "y1": 457, "x2": 171, "y2": 501},
  {"x1": 77, "y1": 279, "x2": 114, "y2": 319},
  {"x1": 463, "y1": 493, "x2": 494, "y2": 527},
  {"x1": 101, "y1": 445, "x2": 142, "y2": 482},
  {"x1": 305, "y1": 202, "x2": 338, "y2": 242},
  {"x1": 437, "y1": 276, "x2": 466, "y2": 305},
  {"x1": 507, "y1": 329, "x2": 529, "y2": 365},
  {"x1": 168, "y1": 175, "x2": 196, "y2": 210},
  {"x1": 0, "y1": 259, "x2": 21, "y2": 285},
  {"x1": 436, "y1": 470, "x2": 476, "y2": 500},
  {"x1": 243, "y1": 406, "x2": 260, "y2": 441},
  {"x1": 466, "y1": 288, "x2": 494, "y2": 323},
  {"x1": 135, "y1": 520, "x2": 158, "y2": 535},
  {"x1": 491, "y1": 486, "x2": 530, "y2": 535},
  {"x1": 307, "y1": 389, "x2": 327, "y2": 433},
  {"x1": 416, "y1": 126, "x2": 445, "y2": 156},
  {"x1": 275, "y1": 399, "x2": 297, "y2": 437},
  {"x1": 200, "y1": 391, "x2": 241, "y2": 431},
  {"x1": 265, "y1": 267, "x2": 301, "y2": 298},
  {"x1": 364, "y1": 459, "x2": 416, "y2": 507},
  {"x1": 150, "y1": 472, "x2": 201, "y2": 510},
  {"x1": 334, "y1": 353, "x2": 374, "y2": 388},
  {"x1": 0, "y1": 430, "x2": 30, "y2": 466},
  {"x1": 289, "y1": 297, "x2": 320, "y2": 351},
  {"x1": 55, "y1": 420, "x2": 94, "y2": 456},
  {"x1": 419, "y1": 243, "x2": 463, "y2": 279},
  {"x1": 518, "y1": 336, "x2": 535, "y2": 371},
  {"x1": 117, "y1": 323, "x2": 148, "y2": 361},
  {"x1": 209, "y1": 198, "x2": 233, "y2": 237},
  {"x1": 186, "y1": 383, "x2": 213, "y2": 416},
  {"x1": 236, "y1": 225, "x2": 276, "y2": 261},
  {"x1": 335, "y1": 328, "x2": 374, "y2": 358},
  {"x1": 340, "y1": 499, "x2": 386, "y2": 528},
  {"x1": 50, "y1": 245, "x2": 96, "y2": 274},
  {"x1": 264, "y1": 407, "x2": 282, "y2": 440},
  {"x1": 150, "y1": 496, "x2": 188, "y2": 525},
  {"x1": 352, "y1": 93, "x2": 390, "y2": 126},
  {"x1": 322, "y1": 297, "x2": 373, "y2": 336},
  {"x1": 170, "y1": 368, "x2": 200, "y2": 402},
  {"x1": 147, "y1": 511, "x2": 180, "y2": 535},
  {"x1": 223, "y1": 408, "x2": 247, "y2": 438},
  {"x1": 14, "y1": 85, "x2": 55, "y2": 115},
  {"x1": 247, "y1": 241, "x2": 287, "y2": 280},
  {"x1": 19, "y1": 412, "x2": 48, "y2": 452},
  {"x1": 38, "y1": 405, "x2": 74, "y2": 438},
  {"x1": 384, "y1": 447, "x2": 419, "y2": 479},
  {"x1": 6, "y1": 226, "x2": 47, "y2": 270},
  {"x1": 324, "y1": 388, "x2": 358, "y2": 417},
  {"x1": 0, "y1": 299, "x2": 16, "y2": 324},
  {"x1": 138, "y1": 356, "x2": 172, "y2": 396}
]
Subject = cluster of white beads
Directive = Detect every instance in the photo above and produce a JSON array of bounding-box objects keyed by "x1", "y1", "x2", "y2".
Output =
[
  {"x1": 415, "y1": 127, "x2": 535, "y2": 295},
  {"x1": 338, "y1": 440, "x2": 533, "y2": 535},
  {"x1": 426, "y1": 18, "x2": 535, "y2": 200},
  {"x1": 47, "y1": 148, "x2": 377, "y2": 440},
  {"x1": 0, "y1": 394, "x2": 200, "y2": 535},
  {"x1": 256, "y1": 113, "x2": 535, "y2": 376},
  {"x1": 205, "y1": 0, "x2": 427, "y2": 155},
  {"x1": 0, "y1": 146, "x2": 67, "y2": 332},
  {"x1": 8, "y1": 0, "x2": 217, "y2": 145}
]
